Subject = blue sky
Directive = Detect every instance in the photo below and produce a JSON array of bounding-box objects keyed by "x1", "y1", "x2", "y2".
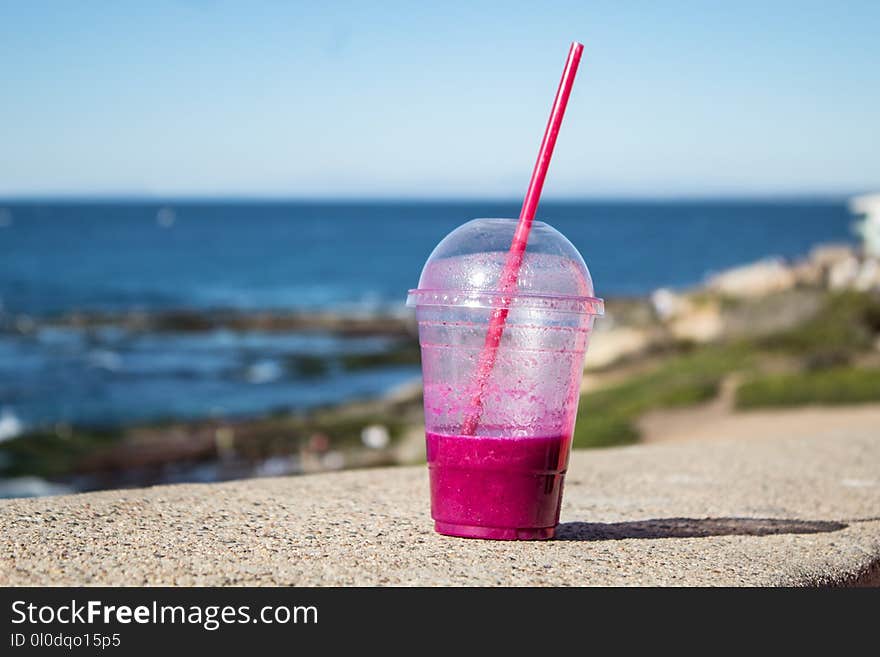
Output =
[{"x1": 1, "y1": 1, "x2": 878, "y2": 199}]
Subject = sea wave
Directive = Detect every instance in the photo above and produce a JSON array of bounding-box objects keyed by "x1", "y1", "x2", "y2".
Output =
[
  {"x1": 245, "y1": 359, "x2": 285, "y2": 384},
  {"x1": 0, "y1": 408, "x2": 24, "y2": 442},
  {"x1": 0, "y1": 476, "x2": 74, "y2": 499}
]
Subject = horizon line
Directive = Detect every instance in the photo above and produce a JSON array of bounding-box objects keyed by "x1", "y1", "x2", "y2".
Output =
[{"x1": 0, "y1": 191, "x2": 865, "y2": 205}]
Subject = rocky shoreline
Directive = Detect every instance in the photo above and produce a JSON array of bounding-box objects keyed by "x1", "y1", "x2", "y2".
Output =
[
  {"x1": 3, "y1": 307, "x2": 417, "y2": 337},
  {"x1": 1, "y1": 242, "x2": 879, "y2": 497},
  {"x1": 587, "y1": 243, "x2": 880, "y2": 368}
]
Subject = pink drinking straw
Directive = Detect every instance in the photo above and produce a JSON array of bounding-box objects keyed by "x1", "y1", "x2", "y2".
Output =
[{"x1": 461, "y1": 41, "x2": 584, "y2": 436}]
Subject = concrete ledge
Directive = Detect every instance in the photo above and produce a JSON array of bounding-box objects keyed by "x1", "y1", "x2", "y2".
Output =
[{"x1": 1, "y1": 430, "x2": 878, "y2": 586}]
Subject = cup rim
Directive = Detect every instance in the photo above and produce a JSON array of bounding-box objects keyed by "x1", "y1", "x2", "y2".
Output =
[{"x1": 406, "y1": 288, "x2": 605, "y2": 316}]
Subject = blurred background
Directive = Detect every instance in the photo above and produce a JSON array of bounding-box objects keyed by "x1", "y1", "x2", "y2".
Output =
[{"x1": 1, "y1": 1, "x2": 878, "y2": 497}]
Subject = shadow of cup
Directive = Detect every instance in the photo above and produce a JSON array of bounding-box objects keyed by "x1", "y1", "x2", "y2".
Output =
[{"x1": 555, "y1": 517, "x2": 848, "y2": 541}]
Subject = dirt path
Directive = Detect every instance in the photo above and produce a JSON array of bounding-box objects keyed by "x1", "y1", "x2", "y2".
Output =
[{"x1": 638, "y1": 376, "x2": 880, "y2": 444}]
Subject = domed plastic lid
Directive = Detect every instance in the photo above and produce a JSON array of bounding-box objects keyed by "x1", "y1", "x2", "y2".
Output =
[{"x1": 407, "y1": 218, "x2": 604, "y2": 315}]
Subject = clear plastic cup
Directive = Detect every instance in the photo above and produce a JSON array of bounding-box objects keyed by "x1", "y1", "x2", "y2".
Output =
[{"x1": 407, "y1": 218, "x2": 604, "y2": 540}]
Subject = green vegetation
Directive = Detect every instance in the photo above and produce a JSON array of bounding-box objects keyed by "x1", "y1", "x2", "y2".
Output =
[
  {"x1": 736, "y1": 367, "x2": 880, "y2": 409},
  {"x1": 756, "y1": 292, "x2": 880, "y2": 367},
  {"x1": 284, "y1": 340, "x2": 422, "y2": 379},
  {"x1": 339, "y1": 340, "x2": 421, "y2": 370},
  {"x1": 0, "y1": 411, "x2": 409, "y2": 480},
  {"x1": 306, "y1": 412, "x2": 407, "y2": 446},
  {"x1": 573, "y1": 344, "x2": 750, "y2": 449},
  {"x1": 288, "y1": 354, "x2": 331, "y2": 378},
  {"x1": 285, "y1": 340, "x2": 421, "y2": 376},
  {"x1": 573, "y1": 292, "x2": 880, "y2": 449},
  {"x1": 0, "y1": 429, "x2": 120, "y2": 479}
]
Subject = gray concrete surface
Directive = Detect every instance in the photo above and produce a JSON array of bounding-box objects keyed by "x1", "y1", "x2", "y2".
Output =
[{"x1": 1, "y1": 430, "x2": 878, "y2": 586}]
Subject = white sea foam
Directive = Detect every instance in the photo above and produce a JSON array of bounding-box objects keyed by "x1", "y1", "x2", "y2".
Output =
[
  {"x1": 0, "y1": 476, "x2": 73, "y2": 499},
  {"x1": 246, "y1": 359, "x2": 284, "y2": 384},
  {"x1": 0, "y1": 408, "x2": 24, "y2": 442},
  {"x1": 87, "y1": 349, "x2": 123, "y2": 371}
]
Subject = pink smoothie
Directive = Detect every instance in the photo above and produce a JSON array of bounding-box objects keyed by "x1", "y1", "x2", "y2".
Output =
[{"x1": 426, "y1": 431, "x2": 572, "y2": 540}]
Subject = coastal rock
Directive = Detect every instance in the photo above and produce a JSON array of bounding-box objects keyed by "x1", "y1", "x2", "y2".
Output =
[
  {"x1": 828, "y1": 256, "x2": 861, "y2": 290},
  {"x1": 707, "y1": 258, "x2": 796, "y2": 299},
  {"x1": 669, "y1": 303, "x2": 724, "y2": 343},
  {"x1": 854, "y1": 258, "x2": 880, "y2": 291},
  {"x1": 585, "y1": 326, "x2": 651, "y2": 370},
  {"x1": 791, "y1": 261, "x2": 823, "y2": 287},
  {"x1": 651, "y1": 288, "x2": 693, "y2": 321},
  {"x1": 719, "y1": 288, "x2": 823, "y2": 339},
  {"x1": 786, "y1": 244, "x2": 855, "y2": 288},
  {"x1": 649, "y1": 289, "x2": 722, "y2": 343},
  {"x1": 809, "y1": 242, "x2": 880, "y2": 292},
  {"x1": 809, "y1": 244, "x2": 856, "y2": 270}
]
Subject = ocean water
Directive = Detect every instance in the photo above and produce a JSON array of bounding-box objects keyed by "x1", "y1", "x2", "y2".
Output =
[{"x1": 0, "y1": 199, "x2": 856, "y2": 431}]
